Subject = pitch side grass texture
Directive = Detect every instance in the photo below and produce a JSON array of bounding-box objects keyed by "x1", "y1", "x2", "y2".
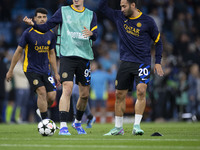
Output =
[{"x1": 0, "y1": 122, "x2": 200, "y2": 150}]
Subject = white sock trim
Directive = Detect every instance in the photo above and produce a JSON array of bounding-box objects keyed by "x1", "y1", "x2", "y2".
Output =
[
  {"x1": 75, "y1": 118, "x2": 81, "y2": 123},
  {"x1": 115, "y1": 116, "x2": 123, "y2": 128},
  {"x1": 60, "y1": 122, "x2": 67, "y2": 128},
  {"x1": 134, "y1": 114, "x2": 143, "y2": 125}
]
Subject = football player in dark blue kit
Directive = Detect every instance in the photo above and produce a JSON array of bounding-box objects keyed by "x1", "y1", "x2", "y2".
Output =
[
  {"x1": 6, "y1": 8, "x2": 60, "y2": 121},
  {"x1": 99, "y1": 0, "x2": 164, "y2": 135}
]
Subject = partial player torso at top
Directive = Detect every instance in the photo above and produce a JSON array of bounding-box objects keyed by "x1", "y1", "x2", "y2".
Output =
[
  {"x1": 99, "y1": 0, "x2": 162, "y2": 65},
  {"x1": 113, "y1": 11, "x2": 161, "y2": 65},
  {"x1": 19, "y1": 27, "x2": 56, "y2": 74},
  {"x1": 56, "y1": 5, "x2": 96, "y2": 60}
]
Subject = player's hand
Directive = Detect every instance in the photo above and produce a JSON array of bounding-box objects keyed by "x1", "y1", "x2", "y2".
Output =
[
  {"x1": 154, "y1": 64, "x2": 164, "y2": 77},
  {"x1": 55, "y1": 73, "x2": 61, "y2": 86},
  {"x1": 23, "y1": 16, "x2": 34, "y2": 26},
  {"x1": 6, "y1": 70, "x2": 13, "y2": 82},
  {"x1": 82, "y1": 26, "x2": 93, "y2": 38}
]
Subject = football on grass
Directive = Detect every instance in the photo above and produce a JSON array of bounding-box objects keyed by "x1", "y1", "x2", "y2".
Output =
[{"x1": 38, "y1": 119, "x2": 56, "y2": 136}]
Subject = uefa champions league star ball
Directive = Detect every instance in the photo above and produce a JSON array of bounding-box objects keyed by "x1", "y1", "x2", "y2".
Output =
[{"x1": 38, "y1": 119, "x2": 56, "y2": 136}]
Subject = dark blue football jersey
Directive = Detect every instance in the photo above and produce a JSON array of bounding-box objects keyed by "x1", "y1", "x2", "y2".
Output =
[
  {"x1": 99, "y1": 0, "x2": 163, "y2": 65},
  {"x1": 19, "y1": 27, "x2": 56, "y2": 74}
]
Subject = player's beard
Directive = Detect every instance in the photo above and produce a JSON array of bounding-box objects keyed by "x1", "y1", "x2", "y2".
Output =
[{"x1": 124, "y1": 5, "x2": 133, "y2": 18}]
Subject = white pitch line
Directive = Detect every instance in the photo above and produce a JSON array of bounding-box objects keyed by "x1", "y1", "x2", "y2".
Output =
[
  {"x1": 0, "y1": 144, "x2": 200, "y2": 149},
  {"x1": 0, "y1": 137, "x2": 199, "y2": 142}
]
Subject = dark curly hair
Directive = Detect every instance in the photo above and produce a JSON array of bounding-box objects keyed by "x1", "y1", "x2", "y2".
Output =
[{"x1": 34, "y1": 8, "x2": 48, "y2": 16}]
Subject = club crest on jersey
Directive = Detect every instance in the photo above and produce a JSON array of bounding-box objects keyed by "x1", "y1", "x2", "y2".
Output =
[
  {"x1": 47, "y1": 40, "x2": 51, "y2": 45},
  {"x1": 33, "y1": 79, "x2": 39, "y2": 85},
  {"x1": 137, "y1": 22, "x2": 142, "y2": 28}
]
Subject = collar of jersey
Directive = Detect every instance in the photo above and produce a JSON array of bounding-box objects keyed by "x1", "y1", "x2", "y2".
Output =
[
  {"x1": 129, "y1": 9, "x2": 142, "y2": 20},
  {"x1": 30, "y1": 27, "x2": 45, "y2": 34},
  {"x1": 71, "y1": 5, "x2": 85, "y2": 13}
]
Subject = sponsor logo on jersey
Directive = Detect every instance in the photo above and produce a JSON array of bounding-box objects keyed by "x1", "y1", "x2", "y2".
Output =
[
  {"x1": 124, "y1": 24, "x2": 140, "y2": 37},
  {"x1": 35, "y1": 46, "x2": 50, "y2": 53},
  {"x1": 67, "y1": 30, "x2": 89, "y2": 40}
]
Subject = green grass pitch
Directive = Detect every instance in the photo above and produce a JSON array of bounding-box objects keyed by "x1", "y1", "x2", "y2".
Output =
[{"x1": 0, "y1": 122, "x2": 200, "y2": 150}]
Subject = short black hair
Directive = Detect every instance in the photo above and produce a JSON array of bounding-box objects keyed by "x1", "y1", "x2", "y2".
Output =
[
  {"x1": 34, "y1": 8, "x2": 48, "y2": 16},
  {"x1": 127, "y1": 0, "x2": 139, "y2": 8}
]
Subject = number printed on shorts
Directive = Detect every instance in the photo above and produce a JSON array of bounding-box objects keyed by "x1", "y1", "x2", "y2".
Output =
[
  {"x1": 48, "y1": 76, "x2": 55, "y2": 84},
  {"x1": 138, "y1": 68, "x2": 149, "y2": 76},
  {"x1": 84, "y1": 69, "x2": 91, "y2": 77}
]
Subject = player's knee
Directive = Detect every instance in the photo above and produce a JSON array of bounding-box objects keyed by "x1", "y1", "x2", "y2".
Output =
[
  {"x1": 36, "y1": 87, "x2": 46, "y2": 99},
  {"x1": 116, "y1": 90, "x2": 126, "y2": 102},
  {"x1": 137, "y1": 87, "x2": 146, "y2": 98},
  {"x1": 62, "y1": 85, "x2": 72, "y2": 97},
  {"x1": 80, "y1": 94, "x2": 89, "y2": 101}
]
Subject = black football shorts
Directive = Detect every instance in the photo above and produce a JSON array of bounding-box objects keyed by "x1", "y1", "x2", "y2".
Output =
[
  {"x1": 115, "y1": 61, "x2": 151, "y2": 91},
  {"x1": 25, "y1": 72, "x2": 56, "y2": 92},
  {"x1": 60, "y1": 56, "x2": 91, "y2": 86}
]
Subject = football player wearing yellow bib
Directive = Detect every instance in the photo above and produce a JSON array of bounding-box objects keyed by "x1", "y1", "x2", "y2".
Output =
[{"x1": 23, "y1": 0, "x2": 98, "y2": 135}]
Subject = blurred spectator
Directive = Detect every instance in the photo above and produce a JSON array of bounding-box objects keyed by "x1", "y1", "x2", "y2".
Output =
[
  {"x1": 188, "y1": 36, "x2": 200, "y2": 65},
  {"x1": 182, "y1": 34, "x2": 200, "y2": 66},
  {"x1": 90, "y1": 61, "x2": 116, "y2": 123},
  {"x1": 176, "y1": 71, "x2": 189, "y2": 119},
  {"x1": 108, "y1": 42, "x2": 120, "y2": 66},
  {"x1": 174, "y1": 33, "x2": 189, "y2": 54},
  {"x1": 149, "y1": 7, "x2": 163, "y2": 32},
  {"x1": 185, "y1": 12, "x2": 194, "y2": 32},
  {"x1": 172, "y1": 12, "x2": 187, "y2": 40},
  {"x1": 10, "y1": 55, "x2": 30, "y2": 123},
  {"x1": 98, "y1": 50, "x2": 112, "y2": 71},
  {"x1": 102, "y1": 19, "x2": 118, "y2": 43},
  {"x1": 152, "y1": 57, "x2": 179, "y2": 121},
  {"x1": 164, "y1": 0, "x2": 175, "y2": 25},
  {"x1": 187, "y1": 64, "x2": 199, "y2": 118}
]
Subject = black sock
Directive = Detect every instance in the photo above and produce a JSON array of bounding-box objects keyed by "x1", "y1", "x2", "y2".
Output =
[
  {"x1": 59, "y1": 111, "x2": 68, "y2": 122},
  {"x1": 76, "y1": 110, "x2": 84, "y2": 121},
  {"x1": 41, "y1": 112, "x2": 48, "y2": 119},
  {"x1": 87, "y1": 114, "x2": 93, "y2": 120}
]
